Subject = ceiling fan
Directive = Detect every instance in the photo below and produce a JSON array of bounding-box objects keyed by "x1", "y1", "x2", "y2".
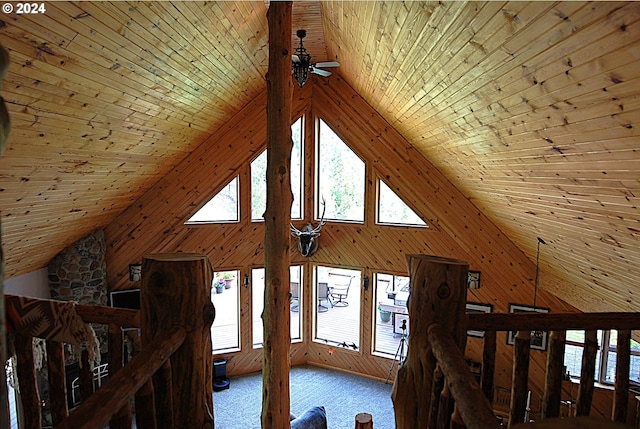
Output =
[{"x1": 292, "y1": 29, "x2": 339, "y2": 87}]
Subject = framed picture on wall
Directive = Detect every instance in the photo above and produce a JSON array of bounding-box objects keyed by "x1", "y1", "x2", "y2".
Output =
[
  {"x1": 506, "y1": 304, "x2": 550, "y2": 351},
  {"x1": 465, "y1": 302, "x2": 493, "y2": 338},
  {"x1": 467, "y1": 270, "x2": 481, "y2": 289}
]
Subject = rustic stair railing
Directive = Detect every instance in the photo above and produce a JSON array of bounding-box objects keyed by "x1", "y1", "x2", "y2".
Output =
[
  {"x1": 392, "y1": 254, "x2": 638, "y2": 429},
  {"x1": 7, "y1": 253, "x2": 214, "y2": 429}
]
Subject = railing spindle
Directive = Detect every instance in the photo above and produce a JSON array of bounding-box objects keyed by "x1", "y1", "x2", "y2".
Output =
[
  {"x1": 576, "y1": 329, "x2": 597, "y2": 416},
  {"x1": 46, "y1": 340, "x2": 68, "y2": 425},
  {"x1": 154, "y1": 359, "x2": 174, "y2": 429},
  {"x1": 437, "y1": 384, "x2": 453, "y2": 429},
  {"x1": 108, "y1": 323, "x2": 131, "y2": 429},
  {"x1": 428, "y1": 365, "x2": 444, "y2": 429},
  {"x1": 612, "y1": 329, "x2": 631, "y2": 423},
  {"x1": 79, "y1": 349, "x2": 94, "y2": 404},
  {"x1": 542, "y1": 330, "x2": 566, "y2": 418},
  {"x1": 510, "y1": 330, "x2": 531, "y2": 428},
  {"x1": 14, "y1": 333, "x2": 41, "y2": 429},
  {"x1": 482, "y1": 330, "x2": 497, "y2": 405},
  {"x1": 135, "y1": 379, "x2": 156, "y2": 429}
]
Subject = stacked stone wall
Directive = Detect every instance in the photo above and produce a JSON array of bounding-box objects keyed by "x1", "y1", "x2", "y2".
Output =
[
  {"x1": 48, "y1": 228, "x2": 109, "y2": 361},
  {"x1": 48, "y1": 228, "x2": 108, "y2": 306}
]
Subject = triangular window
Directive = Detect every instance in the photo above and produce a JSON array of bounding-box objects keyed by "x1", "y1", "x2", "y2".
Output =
[
  {"x1": 316, "y1": 119, "x2": 365, "y2": 222},
  {"x1": 251, "y1": 117, "x2": 304, "y2": 220},
  {"x1": 377, "y1": 179, "x2": 427, "y2": 227},
  {"x1": 186, "y1": 176, "x2": 239, "y2": 223}
]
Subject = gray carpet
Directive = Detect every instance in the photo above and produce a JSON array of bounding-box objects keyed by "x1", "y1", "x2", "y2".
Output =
[{"x1": 213, "y1": 365, "x2": 396, "y2": 428}]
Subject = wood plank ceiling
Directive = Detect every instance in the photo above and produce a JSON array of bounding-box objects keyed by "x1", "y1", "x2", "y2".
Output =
[{"x1": 0, "y1": 2, "x2": 638, "y2": 314}]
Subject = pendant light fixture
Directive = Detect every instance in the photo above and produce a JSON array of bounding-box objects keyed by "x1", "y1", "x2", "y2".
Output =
[{"x1": 533, "y1": 237, "x2": 546, "y2": 308}]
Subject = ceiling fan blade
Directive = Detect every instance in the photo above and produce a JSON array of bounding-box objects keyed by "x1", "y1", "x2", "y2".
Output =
[
  {"x1": 313, "y1": 61, "x2": 340, "y2": 68},
  {"x1": 311, "y1": 68, "x2": 332, "y2": 77}
]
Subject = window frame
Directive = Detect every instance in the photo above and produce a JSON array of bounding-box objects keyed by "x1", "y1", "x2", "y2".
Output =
[
  {"x1": 375, "y1": 177, "x2": 428, "y2": 227},
  {"x1": 564, "y1": 329, "x2": 640, "y2": 387},
  {"x1": 372, "y1": 271, "x2": 410, "y2": 359},
  {"x1": 211, "y1": 269, "x2": 241, "y2": 353},
  {"x1": 186, "y1": 176, "x2": 240, "y2": 224},
  {"x1": 251, "y1": 265, "x2": 304, "y2": 349},
  {"x1": 315, "y1": 118, "x2": 366, "y2": 224},
  {"x1": 311, "y1": 264, "x2": 362, "y2": 350}
]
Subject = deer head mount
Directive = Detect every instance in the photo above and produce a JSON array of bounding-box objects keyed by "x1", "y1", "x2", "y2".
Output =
[{"x1": 290, "y1": 203, "x2": 326, "y2": 257}]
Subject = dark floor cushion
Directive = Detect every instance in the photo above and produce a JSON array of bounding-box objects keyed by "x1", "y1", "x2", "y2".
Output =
[{"x1": 290, "y1": 406, "x2": 327, "y2": 429}]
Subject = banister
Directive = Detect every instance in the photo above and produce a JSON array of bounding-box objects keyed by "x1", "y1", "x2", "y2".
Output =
[
  {"x1": 76, "y1": 304, "x2": 139, "y2": 328},
  {"x1": 56, "y1": 326, "x2": 186, "y2": 429},
  {"x1": 428, "y1": 322, "x2": 501, "y2": 429},
  {"x1": 466, "y1": 312, "x2": 640, "y2": 331},
  {"x1": 4, "y1": 294, "x2": 139, "y2": 329}
]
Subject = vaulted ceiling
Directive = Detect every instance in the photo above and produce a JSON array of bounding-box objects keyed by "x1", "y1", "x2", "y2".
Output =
[{"x1": 0, "y1": 2, "x2": 638, "y2": 314}]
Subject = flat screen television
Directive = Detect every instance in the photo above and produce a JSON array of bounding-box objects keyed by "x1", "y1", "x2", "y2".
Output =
[{"x1": 109, "y1": 289, "x2": 140, "y2": 310}]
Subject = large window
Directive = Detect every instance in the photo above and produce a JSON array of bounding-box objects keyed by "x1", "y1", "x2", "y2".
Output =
[
  {"x1": 251, "y1": 117, "x2": 303, "y2": 220},
  {"x1": 187, "y1": 177, "x2": 239, "y2": 223},
  {"x1": 252, "y1": 266, "x2": 303, "y2": 348},
  {"x1": 564, "y1": 330, "x2": 640, "y2": 385},
  {"x1": 313, "y1": 266, "x2": 361, "y2": 350},
  {"x1": 316, "y1": 119, "x2": 365, "y2": 222},
  {"x1": 373, "y1": 273, "x2": 410, "y2": 357},
  {"x1": 211, "y1": 270, "x2": 240, "y2": 352}
]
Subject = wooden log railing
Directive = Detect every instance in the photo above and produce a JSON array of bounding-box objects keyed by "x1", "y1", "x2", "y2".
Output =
[
  {"x1": 466, "y1": 312, "x2": 640, "y2": 428},
  {"x1": 7, "y1": 253, "x2": 214, "y2": 429},
  {"x1": 394, "y1": 254, "x2": 639, "y2": 429},
  {"x1": 10, "y1": 303, "x2": 140, "y2": 429},
  {"x1": 57, "y1": 327, "x2": 186, "y2": 429}
]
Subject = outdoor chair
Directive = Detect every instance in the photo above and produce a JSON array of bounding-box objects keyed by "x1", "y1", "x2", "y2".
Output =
[
  {"x1": 317, "y1": 282, "x2": 332, "y2": 312},
  {"x1": 328, "y1": 273, "x2": 354, "y2": 307},
  {"x1": 291, "y1": 281, "x2": 300, "y2": 312}
]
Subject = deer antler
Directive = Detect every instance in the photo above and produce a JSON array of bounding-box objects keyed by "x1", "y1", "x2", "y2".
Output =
[
  {"x1": 310, "y1": 198, "x2": 327, "y2": 234},
  {"x1": 290, "y1": 223, "x2": 302, "y2": 236}
]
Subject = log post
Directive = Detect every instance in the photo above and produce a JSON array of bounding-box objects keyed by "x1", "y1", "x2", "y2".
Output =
[
  {"x1": 509, "y1": 330, "x2": 531, "y2": 428},
  {"x1": 141, "y1": 253, "x2": 214, "y2": 428},
  {"x1": 391, "y1": 254, "x2": 468, "y2": 429},
  {"x1": 355, "y1": 412, "x2": 373, "y2": 429},
  {"x1": 79, "y1": 349, "x2": 94, "y2": 404},
  {"x1": 263, "y1": 2, "x2": 293, "y2": 429},
  {"x1": 576, "y1": 330, "x2": 597, "y2": 416},
  {"x1": 542, "y1": 330, "x2": 566, "y2": 419},
  {"x1": 612, "y1": 329, "x2": 631, "y2": 423},
  {"x1": 46, "y1": 340, "x2": 68, "y2": 425},
  {"x1": 14, "y1": 334, "x2": 41, "y2": 429},
  {"x1": 481, "y1": 330, "x2": 497, "y2": 404},
  {"x1": 0, "y1": 44, "x2": 11, "y2": 429}
]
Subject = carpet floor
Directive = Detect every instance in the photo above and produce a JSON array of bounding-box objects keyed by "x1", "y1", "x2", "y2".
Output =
[{"x1": 213, "y1": 364, "x2": 396, "y2": 429}]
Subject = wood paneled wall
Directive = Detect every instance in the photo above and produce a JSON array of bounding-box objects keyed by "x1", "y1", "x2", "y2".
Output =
[{"x1": 105, "y1": 75, "x2": 575, "y2": 395}]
